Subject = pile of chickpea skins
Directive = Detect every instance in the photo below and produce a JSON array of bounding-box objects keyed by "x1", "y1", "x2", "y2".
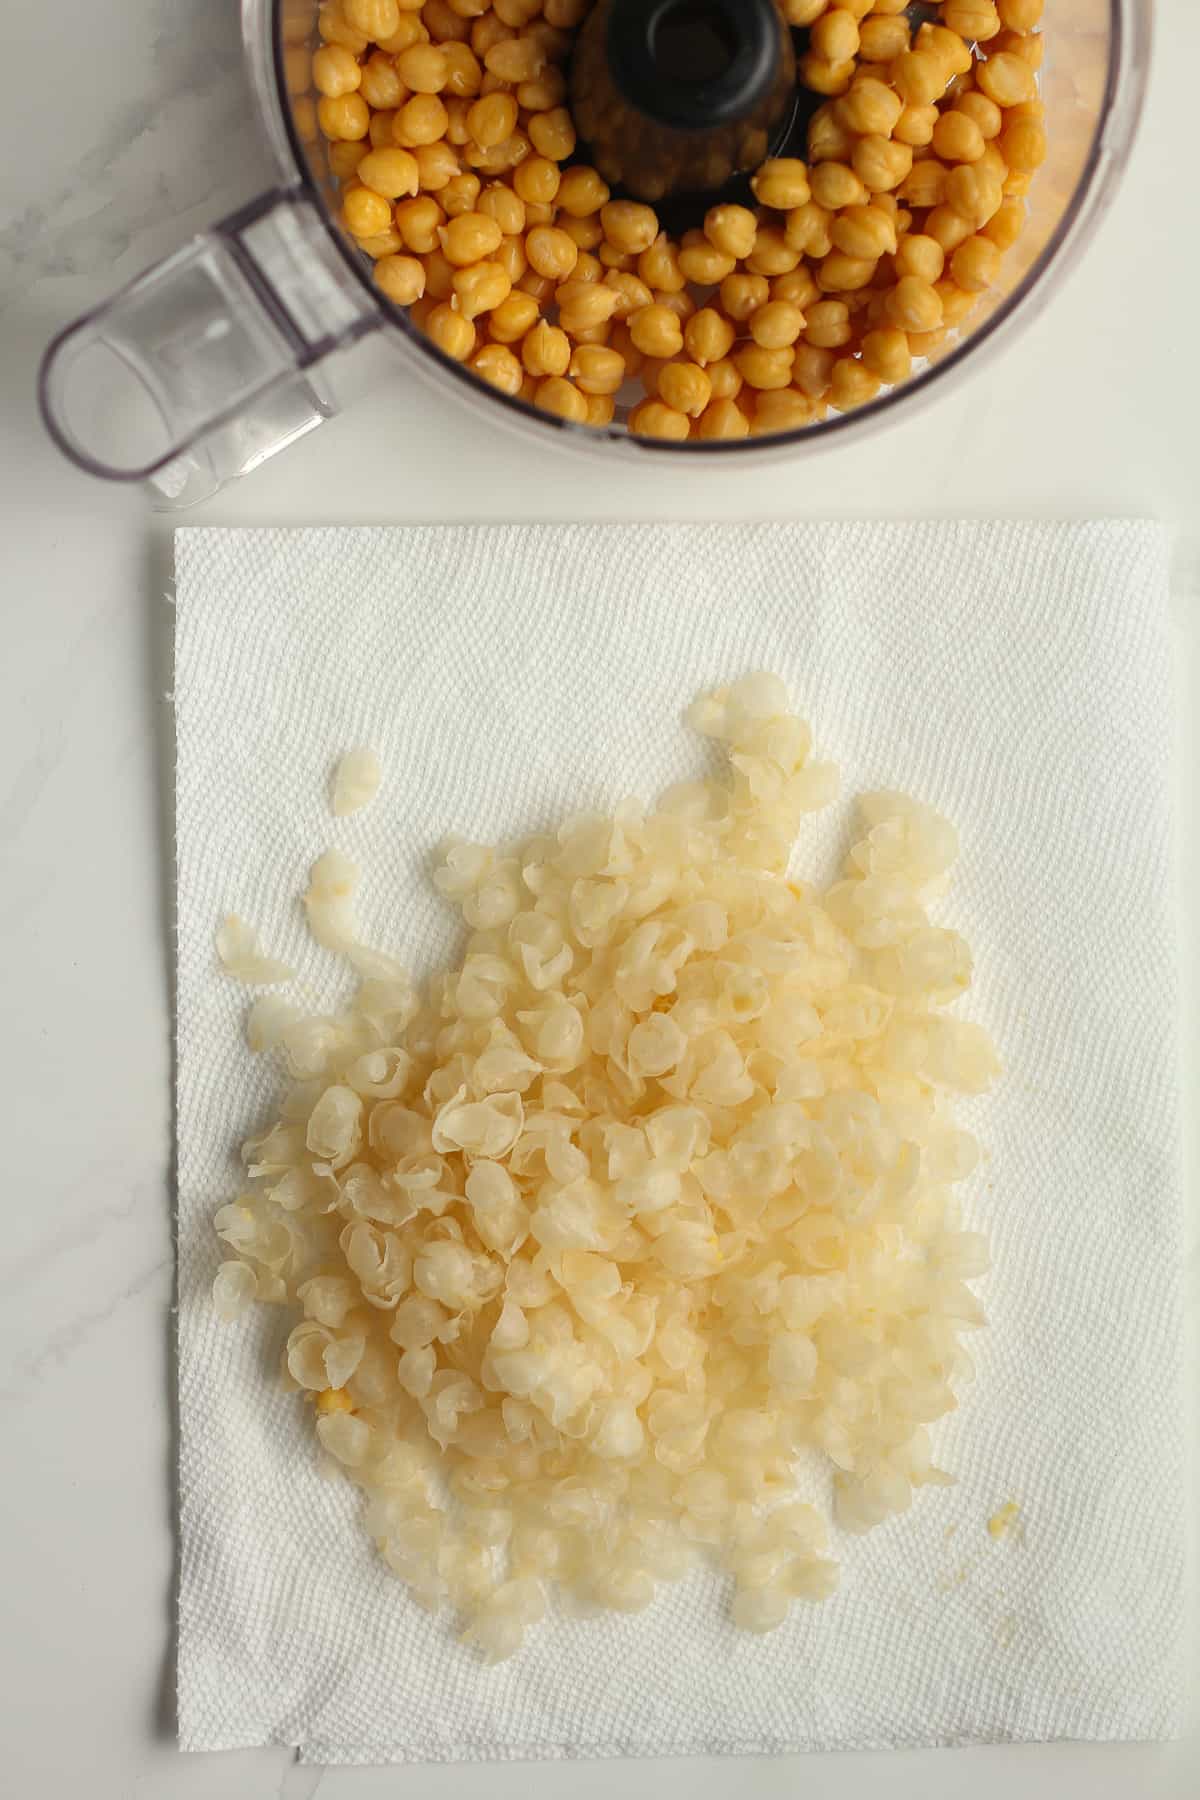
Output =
[{"x1": 300, "y1": 0, "x2": 1046, "y2": 439}]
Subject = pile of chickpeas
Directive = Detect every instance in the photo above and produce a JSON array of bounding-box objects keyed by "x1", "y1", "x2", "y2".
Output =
[{"x1": 295, "y1": 0, "x2": 1046, "y2": 440}]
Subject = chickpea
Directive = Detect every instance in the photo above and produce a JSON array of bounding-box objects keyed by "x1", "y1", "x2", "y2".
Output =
[
  {"x1": 894, "y1": 104, "x2": 938, "y2": 147},
  {"x1": 345, "y1": 0, "x2": 400, "y2": 36},
  {"x1": 751, "y1": 388, "x2": 819, "y2": 435},
  {"x1": 629, "y1": 303, "x2": 684, "y2": 358},
  {"x1": 377, "y1": 13, "x2": 427, "y2": 55},
  {"x1": 369, "y1": 111, "x2": 398, "y2": 150},
  {"x1": 924, "y1": 204, "x2": 973, "y2": 254},
  {"x1": 470, "y1": 339, "x2": 525, "y2": 396},
  {"x1": 357, "y1": 228, "x2": 405, "y2": 259},
  {"x1": 560, "y1": 213, "x2": 604, "y2": 250},
  {"x1": 706, "y1": 357, "x2": 743, "y2": 400},
  {"x1": 629, "y1": 400, "x2": 691, "y2": 440},
  {"x1": 831, "y1": 203, "x2": 897, "y2": 260},
  {"x1": 950, "y1": 234, "x2": 1001, "y2": 292},
  {"x1": 373, "y1": 252, "x2": 427, "y2": 304},
  {"x1": 517, "y1": 67, "x2": 567, "y2": 111},
  {"x1": 818, "y1": 251, "x2": 877, "y2": 292},
  {"x1": 886, "y1": 274, "x2": 943, "y2": 332},
  {"x1": 424, "y1": 300, "x2": 475, "y2": 359},
  {"x1": 858, "y1": 16, "x2": 910, "y2": 63},
  {"x1": 890, "y1": 50, "x2": 945, "y2": 109},
  {"x1": 522, "y1": 318, "x2": 571, "y2": 377},
  {"x1": 799, "y1": 52, "x2": 855, "y2": 97},
  {"x1": 746, "y1": 227, "x2": 800, "y2": 277},
  {"x1": 931, "y1": 111, "x2": 984, "y2": 165},
  {"x1": 528, "y1": 106, "x2": 576, "y2": 160},
  {"x1": 535, "y1": 375, "x2": 588, "y2": 422},
  {"x1": 750, "y1": 300, "x2": 806, "y2": 349},
  {"x1": 485, "y1": 36, "x2": 545, "y2": 83},
  {"x1": 415, "y1": 141, "x2": 461, "y2": 189},
  {"x1": 467, "y1": 91, "x2": 518, "y2": 148},
  {"x1": 488, "y1": 288, "x2": 540, "y2": 343},
  {"x1": 562, "y1": 344, "x2": 623, "y2": 396},
  {"x1": 544, "y1": 0, "x2": 588, "y2": 25},
  {"x1": 803, "y1": 298, "x2": 852, "y2": 349},
  {"x1": 639, "y1": 234, "x2": 686, "y2": 293},
  {"x1": 343, "y1": 184, "x2": 395, "y2": 237},
  {"x1": 683, "y1": 307, "x2": 734, "y2": 367},
  {"x1": 312, "y1": 44, "x2": 362, "y2": 98},
  {"x1": 585, "y1": 393, "x2": 616, "y2": 428},
  {"x1": 793, "y1": 342, "x2": 835, "y2": 396},
  {"x1": 860, "y1": 325, "x2": 911, "y2": 383},
  {"x1": 982, "y1": 196, "x2": 1026, "y2": 251},
  {"x1": 556, "y1": 281, "x2": 621, "y2": 332},
  {"x1": 318, "y1": 92, "x2": 371, "y2": 140},
  {"x1": 810, "y1": 162, "x2": 867, "y2": 211},
  {"x1": 893, "y1": 232, "x2": 945, "y2": 282},
  {"x1": 733, "y1": 343, "x2": 795, "y2": 391},
  {"x1": 442, "y1": 42, "x2": 484, "y2": 97},
  {"x1": 1000, "y1": 117, "x2": 1047, "y2": 173},
  {"x1": 441, "y1": 172, "x2": 483, "y2": 217},
  {"x1": 518, "y1": 269, "x2": 555, "y2": 305},
  {"x1": 397, "y1": 43, "x2": 449, "y2": 93},
  {"x1": 604, "y1": 270, "x2": 654, "y2": 319},
  {"x1": 812, "y1": 8, "x2": 860, "y2": 63},
  {"x1": 852, "y1": 135, "x2": 913, "y2": 192},
  {"x1": 557, "y1": 166, "x2": 610, "y2": 217},
  {"x1": 771, "y1": 267, "x2": 820, "y2": 310},
  {"x1": 359, "y1": 53, "x2": 405, "y2": 112},
  {"x1": 751, "y1": 159, "x2": 812, "y2": 212},
  {"x1": 452, "y1": 259, "x2": 510, "y2": 318},
  {"x1": 318, "y1": 1, "x2": 368, "y2": 54},
  {"x1": 513, "y1": 156, "x2": 560, "y2": 205},
  {"x1": 390, "y1": 94, "x2": 448, "y2": 147},
  {"x1": 476, "y1": 182, "x2": 524, "y2": 236},
  {"x1": 608, "y1": 320, "x2": 644, "y2": 378},
  {"x1": 944, "y1": 162, "x2": 1004, "y2": 226},
  {"x1": 653, "y1": 361, "x2": 710, "y2": 418},
  {"x1": 695, "y1": 397, "x2": 750, "y2": 440},
  {"x1": 394, "y1": 193, "x2": 443, "y2": 252},
  {"x1": 808, "y1": 107, "x2": 855, "y2": 166},
  {"x1": 494, "y1": 234, "x2": 527, "y2": 283},
  {"x1": 719, "y1": 271, "x2": 770, "y2": 321},
  {"x1": 601, "y1": 200, "x2": 660, "y2": 255},
  {"x1": 999, "y1": 0, "x2": 1042, "y2": 25},
  {"x1": 522, "y1": 225, "x2": 575, "y2": 281},
  {"x1": 438, "y1": 210, "x2": 503, "y2": 264},
  {"x1": 420, "y1": 247, "x2": 455, "y2": 298},
  {"x1": 837, "y1": 78, "x2": 904, "y2": 137},
  {"x1": 943, "y1": 1, "x2": 1002, "y2": 41},
  {"x1": 471, "y1": 12, "x2": 514, "y2": 56},
  {"x1": 781, "y1": 0, "x2": 832, "y2": 25},
  {"x1": 955, "y1": 91, "x2": 1003, "y2": 140},
  {"x1": 426, "y1": 0, "x2": 470, "y2": 40},
  {"x1": 702, "y1": 204, "x2": 758, "y2": 260},
  {"x1": 899, "y1": 159, "x2": 948, "y2": 208},
  {"x1": 785, "y1": 202, "x2": 834, "y2": 258},
  {"x1": 977, "y1": 51, "x2": 1036, "y2": 107},
  {"x1": 997, "y1": 28, "x2": 1044, "y2": 69},
  {"x1": 677, "y1": 236, "x2": 736, "y2": 284},
  {"x1": 828, "y1": 356, "x2": 881, "y2": 411},
  {"x1": 1003, "y1": 169, "x2": 1032, "y2": 197}
]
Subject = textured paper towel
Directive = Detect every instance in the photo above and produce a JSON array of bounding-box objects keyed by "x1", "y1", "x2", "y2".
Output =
[{"x1": 175, "y1": 522, "x2": 1184, "y2": 1763}]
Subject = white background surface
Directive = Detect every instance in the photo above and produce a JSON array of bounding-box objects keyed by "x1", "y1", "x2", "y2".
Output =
[{"x1": 0, "y1": 2, "x2": 1196, "y2": 1797}]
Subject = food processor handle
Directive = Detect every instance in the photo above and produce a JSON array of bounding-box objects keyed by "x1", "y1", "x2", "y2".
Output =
[{"x1": 37, "y1": 187, "x2": 379, "y2": 510}]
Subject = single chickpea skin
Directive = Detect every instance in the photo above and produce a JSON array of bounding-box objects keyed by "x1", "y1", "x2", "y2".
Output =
[
  {"x1": 373, "y1": 253, "x2": 427, "y2": 305},
  {"x1": 439, "y1": 210, "x2": 503, "y2": 265},
  {"x1": 750, "y1": 300, "x2": 806, "y2": 349},
  {"x1": 568, "y1": 344, "x2": 627, "y2": 395},
  {"x1": 629, "y1": 303, "x2": 684, "y2": 359},
  {"x1": 470, "y1": 342, "x2": 524, "y2": 395},
  {"x1": 685, "y1": 307, "x2": 736, "y2": 365},
  {"x1": 424, "y1": 301, "x2": 476, "y2": 360},
  {"x1": 751, "y1": 159, "x2": 812, "y2": 211},
  {"x1": 704, "y1": 205, "x2": 758, "y2": 260},
  {"x1": 601, "y1": 200, "x2": 660, "y2": 255},
  {"x1": 358, "y1": 147, "x2": 421, "y2": 199},
  {"x1": 657, "y1": 361, "x2": 712, "y2": 418},
  {"x1": 526, "y1": 226, "x2": 578, "y2": 281}
]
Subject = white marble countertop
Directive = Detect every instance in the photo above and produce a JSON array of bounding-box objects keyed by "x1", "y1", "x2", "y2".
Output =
[{"x1": 1, "y1": 3, "x2": 1197, "y2": 1797}]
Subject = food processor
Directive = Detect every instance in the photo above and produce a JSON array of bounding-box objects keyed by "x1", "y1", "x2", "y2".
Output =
[{"x1": 38, "y1": 0, "x2": 1150, "y2": 507}]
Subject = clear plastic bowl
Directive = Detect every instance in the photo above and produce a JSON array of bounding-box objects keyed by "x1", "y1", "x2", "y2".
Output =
[{"x1": 39, "y1": 0, "x2": 1151, "y2": 507}]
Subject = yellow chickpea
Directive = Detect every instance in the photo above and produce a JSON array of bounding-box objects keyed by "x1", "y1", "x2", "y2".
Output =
[
  {"x1": 318, "y1": 1, "x2": 368, "y2": 53},
  {"x1": 818, "y1": 251, "x2": 877, "y2": 292},
  {"x1": 476, "y1": 182, "x2": 524, "y2": 235},
  {"x1": 923, "y1": 204, "x2": 972, "y2": 254},
  {"x1": 784, "y1": 202, "x2": 834, "y2": 257},
  {"x1": 469, "y1": 341, "x2": 523, "y2": 395},
  {"x1": 749, "y1": 300, "x2": 806, "y2": 350},
  {"x1": 955, "y1": 91, "x2": 1003, "y2": 140},
  {"x1": 703, "y1": 204, "x2": 758, "y2": 260},
  {"x1": 514, "y1": 156, "x2": 560, "y2": 205},
  {"x1": 585, "y1": 392, "x2": 616, "y2": 428},
  {"x1": 556, "y1": 280, "x2": 620, "y2": 328},
  {"x1": 706, "y1": 357, "x2": 743, "y2": 400},
  {"x1": 629, "y1": 400, "x2": 690, "y2": 441},
  {"x1": 629, "y1": 303, "x2": 684, "y2": 359},
  {"x1": 329, "y1": 140, "x2": 369, "y2": 182},
  {"x1": 715, "y1": 272, "x2": 765, "y2": 323},
  {"x1": 733, "y1": 343, "x2": 795, "y2": 391},
  {"x1": 684, "y1": 308, "x2": 736, "y2": 367},
  {"x1": 369, "y1": 111, "x2": 398, "y2": 151},
  {"x1": 559, "y1": 213, "x2": 603, "y2": 251},
  {"x1": 899, "y1": 159, "x2": 948, "y2": 208},
  {"x1": 998, "y1": 28, "x2": 1044, "y2": 68},
  {"x1": 528, "y1": 106, "x2": 576, "y2": 160},
  {"x1": 803, "y1": 299, "x2": 852, "y2": 349},
  {"x1": 415, "y1": 141, "x2": 461, "y2": 190},
  {"x1": 604, "y1": 271, "x2": 654, "y2": 319},
  {"x1": 750, "y1": 388, "x2": 817, "y2": 435},
  {"x1": 890, "y1": 50, "x2": 945, "y2": 109},
  {"x1": 751, "y1": 159, "x2": 812, "y2": 212},
  {"x1": 791, "y1": 342, "x2": 834, "y2": 396},
  {"x1": 1000, "y1": 117, "x2": 1047, "y2": 173},
  {"x1": 655, "y1": 361, "x2": 711, "y2": 418},
  {"x1": 393, "y1": 194, "x2": 443, "y2": 252},
  {"x1": 533, "y1": 375, "x2": 587, "y2": 422},
  {"x1": 441, "y1": 172, "x2": 483, "y2": 218},
  {"x1": 830, "y1": 203, "x2": 897, "y2": 260},
  {"x1": 695, "y1": 397, "x2": 750, "y2": 440},
  {"x1": 359, "y1": 52, "x2": 405, "y2": 111},
  {"x1": 517, "y1": 67, "x2": 566, "y2": 110},
  {"x1": 810, "y1": 162, "x2": 868, "y2": 211},
  {"x1": 522, "y1": 318, "x2": 571, "y2": 377},
  {"x1": 677, "y1": 236, "x2": 736, "y2": 285},
  {"x1": 557, "y1": 166, "x2": 610, "y2": 218},
  {"x1": 859, "y1": 15, "x2": 910, "y2": 63},
  {"x1": 812, "y1": 8, "x2": 860, "y2": 63},
  {"x1": 977, "y1": 51, "x2": 1036, "y2": 107},
  {"x1": 860, "y1": 325, "x2": 911, "y2": 383},
  {"x1": 345, "y1": 0, "x2": 400, "y2": 35},
  {"x1": 312, "y1": 43, "x2": 361, "y2": 98},
  {"x1": 894, "y1": 104, "x2": 937, "y2": 147},
  {"x1": 746, "y1": 227, "x2": 800, "y2": 277},
  {"x1": 494, "y1": 234, "x2": 528, "y2": 283},
  {"x1": 466, "y1": 92, "x2": 517, "y2": 149},
  {"x1": 318, "y1": 92, "x2": 371, "y2": 140},
  {"x1": 799, "y1": 52, "x2": 855, "y2": 97},
  {"x1": 828, "y1": 356, "x2": 881, "y2": 411},
  {"x1": 424, "y1": 301, "x2": 475, "y2": 359},
  {"x1": 852, "y1": 135, "x2": 913, "y2": 192},
  {"x1": 837, "y1": 77, "x2": 904, "y2": 137},
  {"x1": 373, "y1": 252, "x2": 427, "y2": 305},
  {"x1": 600, "y1": 200, "x2": 660, "y2": 256},
  {"x1": 488, "y1": 288, "x2": 540, "y2": 342},
  {"x1": 438, "y1": 210, "x2": 503, "y2": 264},
  {"x1": 982, "y1": 196, "x2": 1026, "y2": 251},
  {"x1": 808, "y1": 105, "x2": 854, "y2": 168},
  {"x1": 419, "y1": 247, "x2": 455, "y2": 298},
  {"x1": 397, "y1": 43, "x2": 449, "y2": 94},
  {"x1": 771, "y1": 267, "x2": 820, "y2": 310},
  {"x1": 453, "y1": 259, "x2": 511, "y2": 318},
  {"x1": 931, "y1": 111, "x2": 985, "y2": 165},
  {"x1": 568, "y1": 344, "x2": 627, "y2": 395},
  {"x1": 886, "y1": 274, "x2": 943, "y2": 332},
  {"x1": 944, "y1": 163, "x2": 1004, "y2": 226},
  {"x1": 639, "y1": 234, "x2": 686, "y2": 293},
  {"x1": 950, "y1": 234, "x2": 1001, "y2": 292},
  {"x1": 893, "y1": 232, "x2": 945, "y2": 282},
  {"x1": 389, "y1": 94, "x2": 445, "y2": 148},
  {"x1": 999, "y1": 0, "x2": 1043, "y2": 24},
  {"x1": 522, "y1": 225, "x2": 575, "y2": 282},
  {"x1": 376, "y1": 11, "x2": 426, "y2": 55},
  {"x1": 485, "y1": 36, "x2": 545, "y2": 83},
  {"x1": 943, "y1": 1, "x2": 1002, "y2": 40},
  {"x1": 442, "y1": 42, "x2": 483, "y2": 96},
  {"x1": 343, "y1": 184, "x2": 395, "y2": 237}
]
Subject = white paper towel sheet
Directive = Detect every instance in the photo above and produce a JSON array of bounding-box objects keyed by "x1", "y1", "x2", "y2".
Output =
[{"x1": 174, "y1": 522, "x2": 1184, "y2": 1762}]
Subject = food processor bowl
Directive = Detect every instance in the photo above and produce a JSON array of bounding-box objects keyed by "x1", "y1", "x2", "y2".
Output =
[{"x1": 38, "y1": 0, "x2": 1151, "y2": 507}]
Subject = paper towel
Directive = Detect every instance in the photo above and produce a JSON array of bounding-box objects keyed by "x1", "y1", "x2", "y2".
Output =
[{"x1": 174, "y1": 522, "x2": 1184, "y2": 1762}]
